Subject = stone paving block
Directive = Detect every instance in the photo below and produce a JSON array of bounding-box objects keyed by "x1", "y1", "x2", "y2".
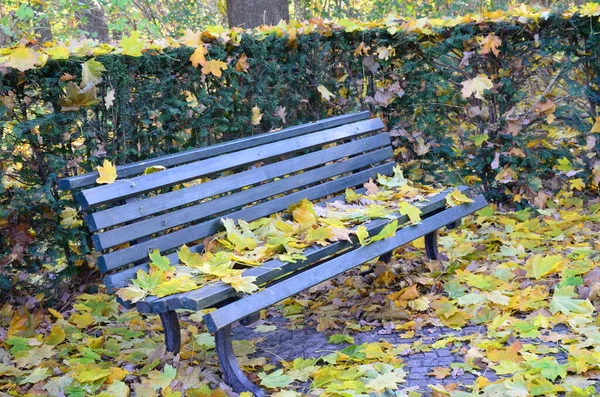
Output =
[{"x1": 437, "y1": 349, "x2": 452, "y2": 357}]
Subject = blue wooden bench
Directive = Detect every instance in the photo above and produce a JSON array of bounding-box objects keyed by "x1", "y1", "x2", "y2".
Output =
[{"x1": 59, "y1": 111, "x2": 487, "y2": 396}]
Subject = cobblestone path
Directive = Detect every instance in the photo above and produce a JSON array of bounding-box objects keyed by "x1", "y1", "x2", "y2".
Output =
[{"x1": 233, "y1": 319, "x2": 574, "y2": 395}]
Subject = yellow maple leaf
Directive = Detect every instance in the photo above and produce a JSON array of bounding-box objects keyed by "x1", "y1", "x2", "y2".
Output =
[
  {"x1": 201, "y1": 59, "x2": 227, "y2": 77},
  {"x1": 3, "y1": 46, "x2": 41, "y2": 71},
  {"x1": 235, "y1": 53, "x2": 250, "y2": 72},
  {"x1": 317, "y1": 85, "x2": 335, "y2": 101},
  {"x1": 115, "y1": 285, "x2": 148, "y2": 303},
  {"x1": 579, "y1": 3, "x2": 600, "y2": 17},
  {"x1": 460, "y1": 74, "x2": 494, "y2": 99},
  {"x1": 590, "y1": 118, "x2": 600, "y2": 133},
  {"x1": 96, "y1": 159, "x2": 118, "y2": 184},
  {"x1": 189, "y1": 44, "x2": 207, "y2": 67},
  {"x1": 180, "y1": 28, "x2": 203, "y2": 46},
  {"x1": 355, "y1": 225, "x2": 369, "y2": 246},
  {"x1": 251, "y1": 105, "x2": 263, "y2": 125},
  {"x1": 59, "y1": 207, "x2": 82, "y2": 229},
  {"x1": 354, "y1": 42, "x2": 370, "y2": 56},
  {"x1": 398, "y1": 202, "x2": 421, "y2": 223},
  {"x1": 44, "y1": 45, "x2": 70, "y2": 60},
  {"x1": 480, "y1": 33, "x2": 502, "y2": 56},
  {"x1": 121, "y1": 31, "x2": 144, "y2": 57},
  {"x1": 445, "y1": 188, "x2": 474, "y2": 207},
  {"x1": 569, "y1": 178, "x2": 585, "y2": 191},
  {"x1": 221, "y1": 274, "x2": 258, "y2": 294}
]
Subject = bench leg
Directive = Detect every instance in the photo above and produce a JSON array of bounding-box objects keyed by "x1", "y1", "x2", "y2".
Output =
[
  {"x1": 379, "y1": 251, "x2": 393, "y2": 263},
  {"x1": 424, "y1": 230, "x2": 439, "y2": 260},
  {"x1": 239, "y1": 311, "x2": 260, "y2": 326},
  {"x1": 446, "y1": 219, "x2": 461, "y2": 229},
  {"x1": 215, "y1": 324, "x2": 265, "y2": 396},
  {"x1": 159, "y1": 310, "x2": 181, "y2": 354}
]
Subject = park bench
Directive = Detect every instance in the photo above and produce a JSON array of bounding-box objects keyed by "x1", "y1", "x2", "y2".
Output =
[{"x1": 59, "y1": 111, "x2": 487, "y2": 396}]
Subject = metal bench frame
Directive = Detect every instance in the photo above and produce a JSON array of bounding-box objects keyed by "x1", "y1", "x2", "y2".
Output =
[{"x1": 59, "y1": 111, "x2": 487, "y2": 396}]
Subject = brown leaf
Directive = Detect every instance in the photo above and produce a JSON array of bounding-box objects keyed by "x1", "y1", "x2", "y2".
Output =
[
  {"x1": 364, "y1": 179, "x2": 380, "y2": 195},
  {"x1": 235, "y1": 53, "x2": 250, "y2": 73},
  {"x1": 59, "y1": 82, "x2": 99, "y2": 111},
  {"x1": 533, "y1": 99, "x2": 555, "y2": 115},
  {"x1": 429, "y1": 366, "x2": 451, "y2": 379},
  {"x1": 274, "y1": 106, "x2": 287, "y2": 124},
  {"x1": 8, "y1": 307, "x2": 44, "y2": 337}
]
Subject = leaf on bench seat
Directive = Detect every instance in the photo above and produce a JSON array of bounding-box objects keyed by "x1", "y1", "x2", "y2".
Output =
[
  {"x1": 95, "y1": 160, "x2": 117, "y2": 185},
  {"x1": 398, "y1": 202, "x2": 421, "y2": 224},
  {"x1": 221, "y1": 274, "x2": 258, "y2": 294},
  {"x1": 445, "y1": 188, "x2": 475, "y2": 207}
]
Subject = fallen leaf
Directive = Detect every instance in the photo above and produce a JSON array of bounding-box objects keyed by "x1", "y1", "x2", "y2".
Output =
[
  {"x1": 201, "y1": 59, "x2": 227, "y2": 77},
  {"x1": 59, "y1": 82, "x2": 100, "y2": 111},
  {"x1": 3, "y1": 46, "x2": 40, "y2": 71},
  {"x1": 429, "y1": 366, "x2": 451, "y2": 379},
  {"x1": 480, "y1": 33, "x2": 502, "y2": 56},
  {"x1": 81, "y1": 58, "x2": 106, "y2": 86},
  {"x1": 235, "y1": 53, "x2": 250, "y2": 72},
  {"x1": 251, "y1": 106, "x2": 263, "y2": 125},
  {"x1": 317, "y1": 85, "x2": 335, "y2": 101},
  {"x1": 460, "y1": 74, "x2": 494, "y2": 100},
  {"x1": 190, "y1": 44, "x2": 207, "y2": 67},
  {"x1": 96, "y1": 159, "x2": 117, "y2": 184}
]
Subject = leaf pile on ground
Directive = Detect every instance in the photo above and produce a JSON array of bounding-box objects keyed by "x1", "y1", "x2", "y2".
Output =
[{"x1": 1, "y1": 195, "x2": 599, "y2": 396}]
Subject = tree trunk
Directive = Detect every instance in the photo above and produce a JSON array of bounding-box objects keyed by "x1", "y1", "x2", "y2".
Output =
[
  {"x1": 34, "y1": 4, "x2": 53, "y2": 43},
  {"x1": 226, "y1": 0, "x2": 289, "y2": 29},
  {"x1": 77, "y1": 0, "x2": 110, "y2": 42}
]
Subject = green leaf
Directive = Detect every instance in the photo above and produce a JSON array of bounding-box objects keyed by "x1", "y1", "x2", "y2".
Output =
[
  {"x1": 143, "y1": 165, "x2": 166, "y2": 175},
  {"x1": 149, "y1": 249, "x2": 173, "y2": 272},
  {"x1": 471, "y1": 133, "x2": 489, "y2": 147},
  {"x1": 254, "y1": 325, "x2": 277, "y2": 333},
  {"x1": 81, "y1": 58, "x2": 106, "y2": 86},
  {"x1": 194, "y1": 333, "x2": 215, "y2": 349},
  {"x1": 527, "y1": 358, "x2": 568, "y2": 381},
  {"x1": 19, "y1": 367, "x2": 50, "y2": 385},
  {"x1": 328, "y1": 334, "x2": 355, "y2": 344},
  {"x1": 356, "y1": 225, "x2": 369, "y2": 246},
  {"x1": 258, "y1": 369, "x2": 294, "y2": 389},
  {"x1": 377, "y1": 165, "x2": 407, "y2": 188},
  {"x1": 549, "y1": 286, "x2": 594, "y2": 315},
  {"x1": 306, "y1": 226, "x2": 333, "y2": 244},
  {"x1": 370, "y1": 219, "x2": 397, "y2": 242},
  {"x1": 147, "y1": 364, "x2": 177, "y2": 390},
  {"x1": 132, "y1": 268, "x2": 162, "y2": 291},
  {"x1": 444, "y1": 280, "x2": 466, "y2": 299}
]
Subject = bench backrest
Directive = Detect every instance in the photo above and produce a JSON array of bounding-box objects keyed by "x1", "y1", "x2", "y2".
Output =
[{"x1": 60, "y1": 112, "x2": 394, "y2": 288}]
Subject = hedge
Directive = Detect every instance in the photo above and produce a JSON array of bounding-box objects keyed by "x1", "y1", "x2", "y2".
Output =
[{"x1": 1, "y1": 8, "x2": 600, "y2": 299}]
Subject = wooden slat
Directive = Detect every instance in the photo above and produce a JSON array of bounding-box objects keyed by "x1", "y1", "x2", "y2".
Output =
[
  {"x1": 58, "y1": 111, "x2": 372, "y2": 191},
  {"x1": 97, "y1": 163, "x2": 394, "y2": 273},
  {"x1": 76, "y1": 118, "x2": 384, "y2": 209},
  {"x1": 93, "y1": 147, "x2": 393, "y2": 250},
  {"x1": 139, "y1": 186, "x2": 471, "y2": 313},
  {"x1": 87, "y1": 134, "x2": 392, "y2": 231},
  {"x1": 203, "y1": 195, "x2": 489, "y2": 332}
]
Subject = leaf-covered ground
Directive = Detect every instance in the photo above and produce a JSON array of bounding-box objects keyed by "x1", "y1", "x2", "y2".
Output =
[{"x1": 1, "y1": 198, "x2": 599, "y2": 397}]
